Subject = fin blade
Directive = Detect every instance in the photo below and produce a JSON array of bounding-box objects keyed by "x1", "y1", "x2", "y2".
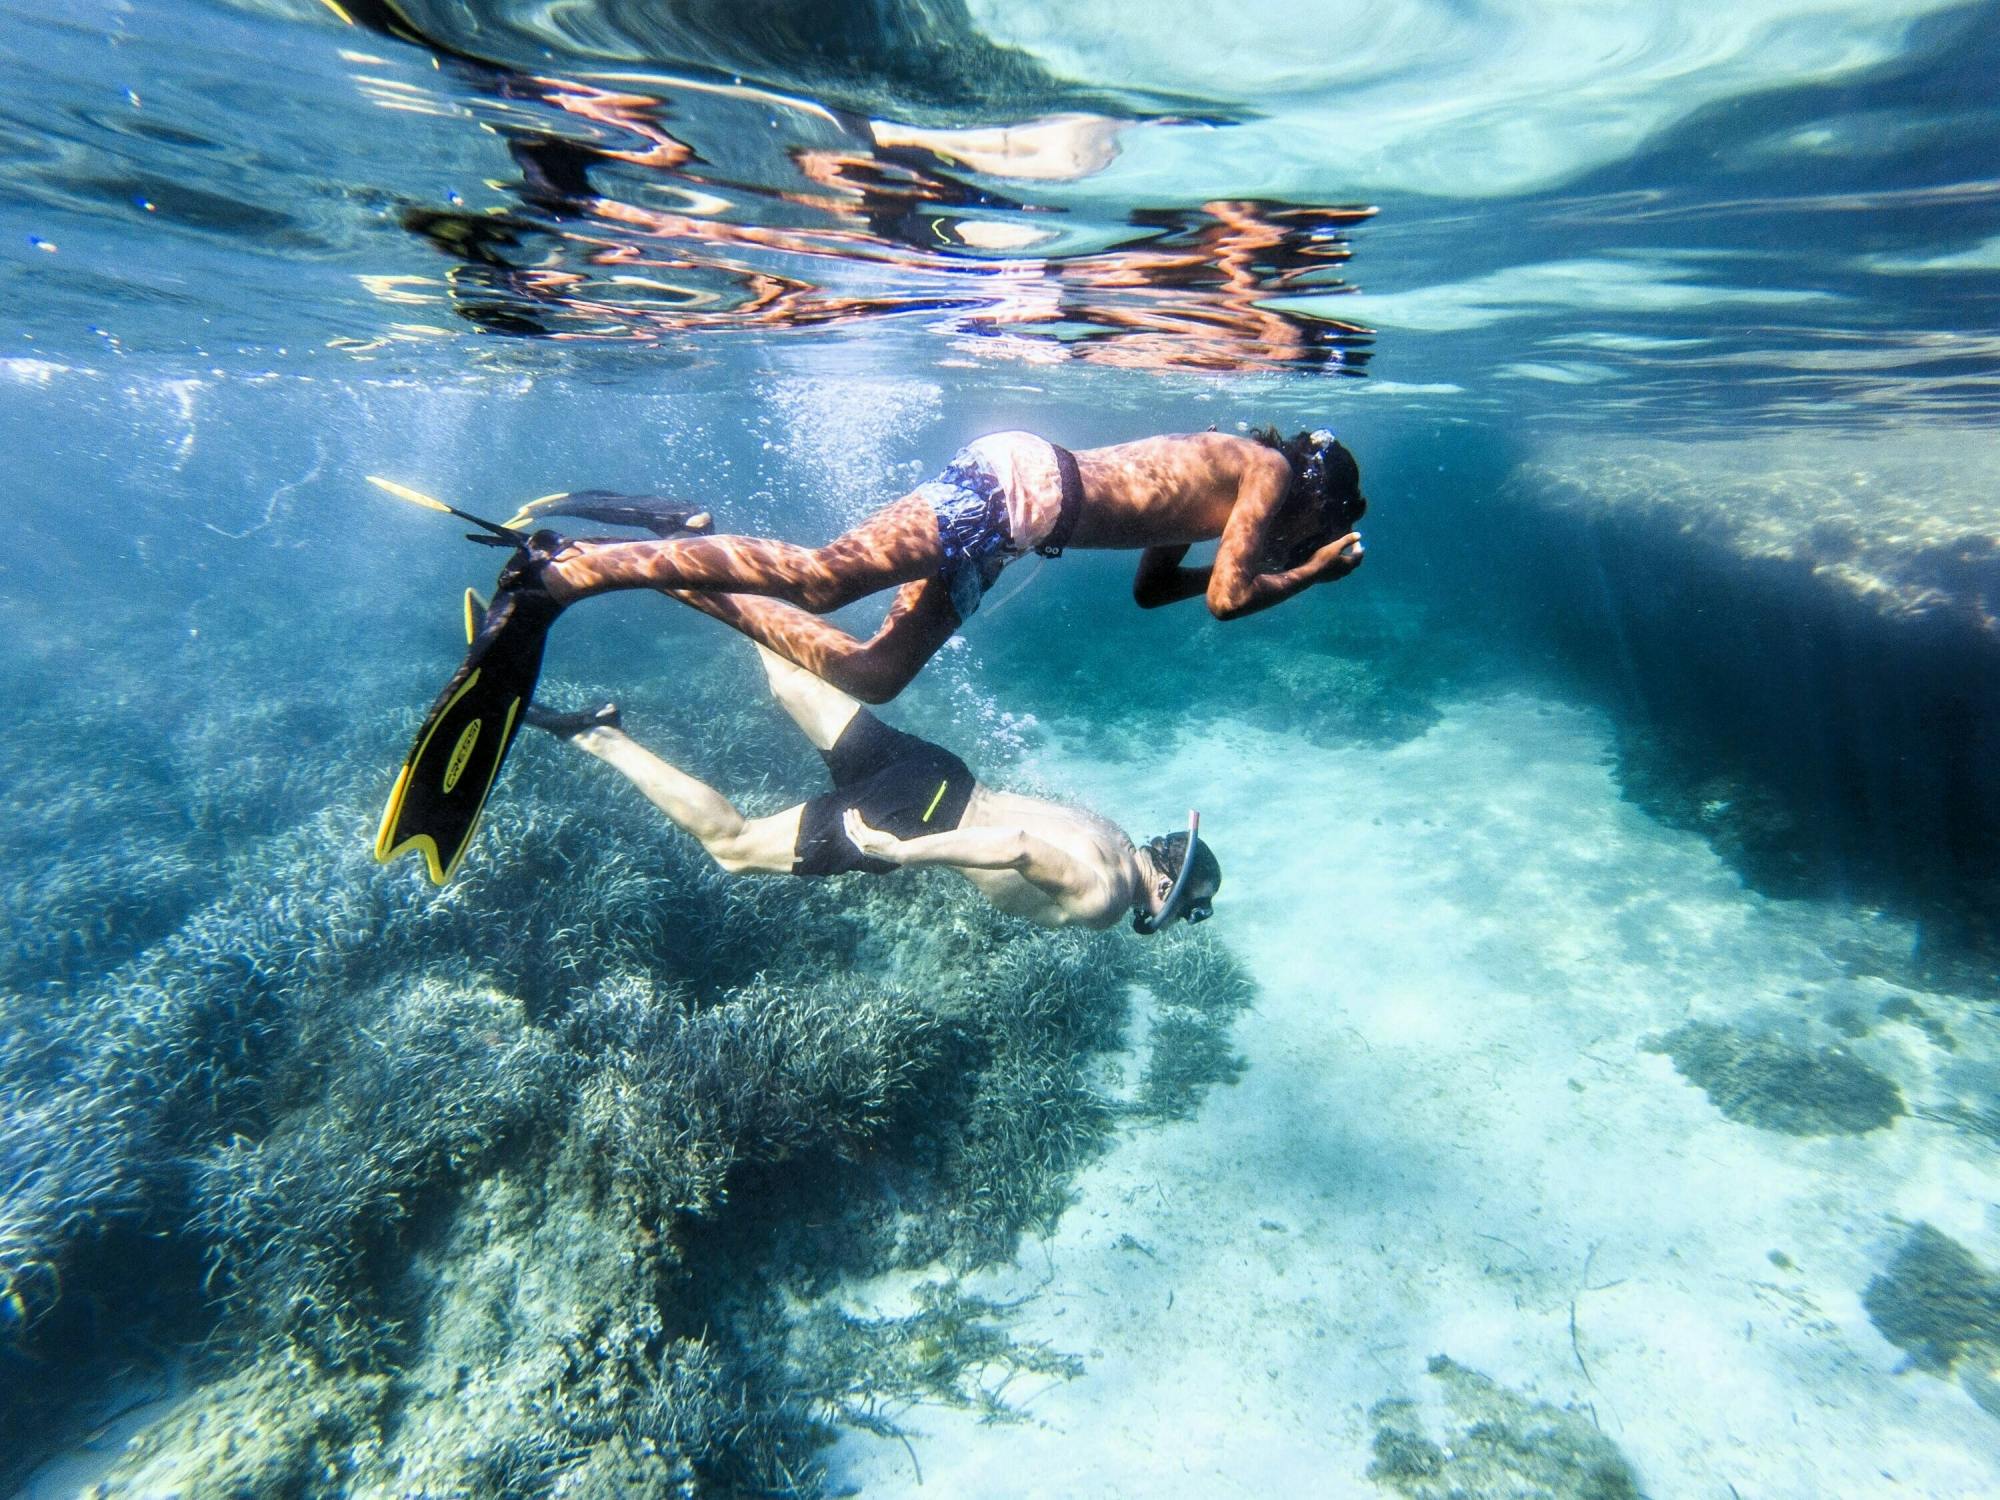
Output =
[
  {"x1": 375, "y1": 666, "x2": 488, "y2": 881},
  {"x1": 368, "y1": 475, "x2": 526, "y2": 544},
  {"x1": 504, "y1": 488, "x2": 711, "y2": 539},
  {"x1": 501, "y1": 492, "x2": 572, "y2": 531},
  {"x1": 367, "y1": 474, "x2": 455, "y2": 514},
  {"x1": 375, "y1": 587, "x2": 557, "y2": 884}
]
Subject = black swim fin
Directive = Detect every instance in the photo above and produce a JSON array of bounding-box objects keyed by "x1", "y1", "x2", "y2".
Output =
[
  {"x1": 501, "y1": 489, "x2": 714, "y2": 540},
  {"x1": 375, "y1": 554, "x2": 563, "y2": 885},
  {"x1": 524, "y1": 701, "x2": 621, "y2": 739}
]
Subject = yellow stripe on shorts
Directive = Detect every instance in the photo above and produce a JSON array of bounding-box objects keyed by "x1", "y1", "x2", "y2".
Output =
[{"x1": 920, "y1": 779, "x2": 949, "y2": 823}]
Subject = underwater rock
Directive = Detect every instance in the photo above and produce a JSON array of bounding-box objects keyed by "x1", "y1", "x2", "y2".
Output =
[
  {"x1": 1493, "y1": 431, "x2": 2000, "y2": 977},
  {"x1": 1515, "y1": 432, "x2": 2000, "y2": 640},
  {"x1": 1610, "y1": 731, "x2": 1815, "y2": 897},
  {"x1": 103, "y1": 1363, "x2": 393, "y2": 1499},
  {"x1": 1862, "y1": 1223, "x2": 2000, "y2": 1376},
  {"x1": 1646, "y1": 1021, "x2": 1903, "y2": 1136},
  {"x1": 1367, "y1": 1355, "x2": 1645, "y2": 1499}
]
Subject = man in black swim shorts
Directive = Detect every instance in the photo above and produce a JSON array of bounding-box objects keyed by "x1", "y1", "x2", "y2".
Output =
[{"x1": 526, "y1": 645, "x2": 1220, "y2": 933}]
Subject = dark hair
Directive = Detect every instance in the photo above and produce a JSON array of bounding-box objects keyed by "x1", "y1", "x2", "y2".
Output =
[
  {"x1": 1146, "y1": 831, "x2": 1222, "y2": 897},
  {"x1": 1249, "y1": 426, "x2": 1365, "y2": 542}
]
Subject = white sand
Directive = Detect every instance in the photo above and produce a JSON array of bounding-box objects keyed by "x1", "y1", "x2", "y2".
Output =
[{"x1": 829, "y1": 692, "x2": 2000, "y2": 1498}]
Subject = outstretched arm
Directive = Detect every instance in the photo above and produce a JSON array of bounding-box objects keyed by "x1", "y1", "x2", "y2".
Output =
[{"x1": 842, "y1": 811, "x2": 1086, "y2": 901}]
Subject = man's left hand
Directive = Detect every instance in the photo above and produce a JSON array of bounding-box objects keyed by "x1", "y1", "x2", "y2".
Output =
[{"x1": 1303, "y1": 530, "x2": 1364, "y2": 583}]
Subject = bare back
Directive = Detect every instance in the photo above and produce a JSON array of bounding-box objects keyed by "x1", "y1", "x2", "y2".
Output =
[
  {"x1": 1067, "y1": 432, "x2": 1288, "y2": 548},
  {"x1": 536, "y1": 425, "x2": 1353, "y2": 705},
  {"x1": 953, "y1": 784, "x2": 1139, "y2": 928}
]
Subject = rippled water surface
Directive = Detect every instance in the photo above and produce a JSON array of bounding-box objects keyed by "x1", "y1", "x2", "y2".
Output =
[{"x1": 4, "y1": 0, "x2": 1997, "y2": 421}]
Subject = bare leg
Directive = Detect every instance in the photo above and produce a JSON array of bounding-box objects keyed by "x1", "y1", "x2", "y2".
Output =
[
  {"x1": 543, "y1": 493, "x2": 944, "y2": 614},
  {"x1": 753, "y1": 644, "x2": 864, "y2": 751},
  {"x1": 668, "y1": 577, "x2": 961, "y2": 703},
  {"x1": 565, "y1": 723, "x2": 801, "y2": 875}
]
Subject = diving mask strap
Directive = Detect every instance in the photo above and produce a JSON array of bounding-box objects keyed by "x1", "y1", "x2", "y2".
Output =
[{"x1": 1134, "y1": 809, "x2": 1201, "y2": 934}]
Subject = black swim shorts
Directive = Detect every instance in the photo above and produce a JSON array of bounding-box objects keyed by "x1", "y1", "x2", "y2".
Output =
[{"x1": 792, "y1": 710, "x2": 977, "y2": 876}]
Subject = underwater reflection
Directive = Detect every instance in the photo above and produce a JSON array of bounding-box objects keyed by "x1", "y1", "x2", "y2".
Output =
[{"x1": 333, "y1": 16, "x2": 1375, "y2": 370}]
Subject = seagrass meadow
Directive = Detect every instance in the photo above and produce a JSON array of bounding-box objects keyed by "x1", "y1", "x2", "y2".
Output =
[{"x1": 0, "y1": 612, "x2": 1258, "y2": 1495}]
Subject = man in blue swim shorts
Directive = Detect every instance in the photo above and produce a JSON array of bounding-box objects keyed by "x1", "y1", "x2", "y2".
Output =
[{"x1": 493, "y1": 426, "x2": 1367, "y2": 703}]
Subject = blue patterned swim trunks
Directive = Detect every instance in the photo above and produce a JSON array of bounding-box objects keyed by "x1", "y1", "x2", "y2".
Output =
[{"x1": 915, "y1": 444, "x2": 1014, "y2": 622}]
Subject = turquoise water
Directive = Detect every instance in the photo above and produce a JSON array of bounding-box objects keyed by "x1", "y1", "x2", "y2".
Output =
[{"x1": 3, "y1": 3, "x2": 1998, "y2": 1496}]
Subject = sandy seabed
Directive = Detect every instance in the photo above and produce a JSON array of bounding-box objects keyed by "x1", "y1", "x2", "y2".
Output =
[{"x1": 829, "y1": 693, "x2": 2000, "y2": 1499}]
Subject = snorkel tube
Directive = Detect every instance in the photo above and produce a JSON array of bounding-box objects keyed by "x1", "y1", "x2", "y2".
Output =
[{"x1": 1132, "y1": 810, "x2": 1203, "y2": 934}]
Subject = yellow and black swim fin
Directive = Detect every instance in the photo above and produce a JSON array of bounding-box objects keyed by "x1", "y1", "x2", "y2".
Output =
[
  {"x1": 503, "y1": 489, "x2": 714, "y2": 539},
  {"x1": 365, "y1": 470, "x2": 566, "y2": 884},
  {"x1": 375, "y1": 572, "x2": 561, "y2": 884}
]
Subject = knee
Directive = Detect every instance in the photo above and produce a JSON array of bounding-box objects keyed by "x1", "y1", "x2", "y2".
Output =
[
  {"x1": 706, "y1": 823, "x2": 782, "y2": 875},
  {"x1": 845, "y1": 653, "x2": 916, "y2": 705}
]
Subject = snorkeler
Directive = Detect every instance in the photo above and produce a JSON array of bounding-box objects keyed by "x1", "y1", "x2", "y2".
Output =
[
  {"x1": 528, "y1": 645, "x2": 1219, "y2": 934},
  {"x1": 480, "y1": 427, "x2": 1366, "y2": 705},
  {"x1": 367, "y1": 430, "x2": 1355, "y2": 885}
]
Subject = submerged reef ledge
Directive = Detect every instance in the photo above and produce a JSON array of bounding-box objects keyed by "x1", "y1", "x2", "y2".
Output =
[
  {"x1": 1516, "y1": 431, "x2": 2000, "y2": 639},
  {"x1": 1492, "y1": 428, "x2": 2000, "y2": 960}
]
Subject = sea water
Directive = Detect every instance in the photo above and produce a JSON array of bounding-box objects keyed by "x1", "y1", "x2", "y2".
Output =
[{"x1": 2, "y1": 3, "x2": 1997, "y2": 1496}]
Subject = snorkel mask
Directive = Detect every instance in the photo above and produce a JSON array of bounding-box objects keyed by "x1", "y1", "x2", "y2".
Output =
[
  {"x1": 1132, "y1": 810, "x2": 1212, "y2": 934},
  {"x1": 1277, "y1": 429, "x2": 1364, "y2": 569},
  {"x1": 1298, "y1": 428, "x2": 1338, "y2": 499}
]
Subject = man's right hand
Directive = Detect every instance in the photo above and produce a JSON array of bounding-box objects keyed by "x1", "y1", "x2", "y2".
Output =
[{"x1": 1303, "y1": 531, "x2": 1364, "y2": 583}]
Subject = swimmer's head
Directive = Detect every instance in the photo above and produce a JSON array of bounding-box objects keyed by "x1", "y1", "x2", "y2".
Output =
[
  {"x1": 1252, "y1": 426, "x2": 1366, "y2": 568},
  {"x1": 1133, "y1": 830, "x2": 1221, "y2": 932}
]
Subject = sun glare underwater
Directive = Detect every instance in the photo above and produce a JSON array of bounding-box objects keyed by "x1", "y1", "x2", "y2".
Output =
[{"x1": 3, "y1": 2, "x2": 2000, "y2": 1497}]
